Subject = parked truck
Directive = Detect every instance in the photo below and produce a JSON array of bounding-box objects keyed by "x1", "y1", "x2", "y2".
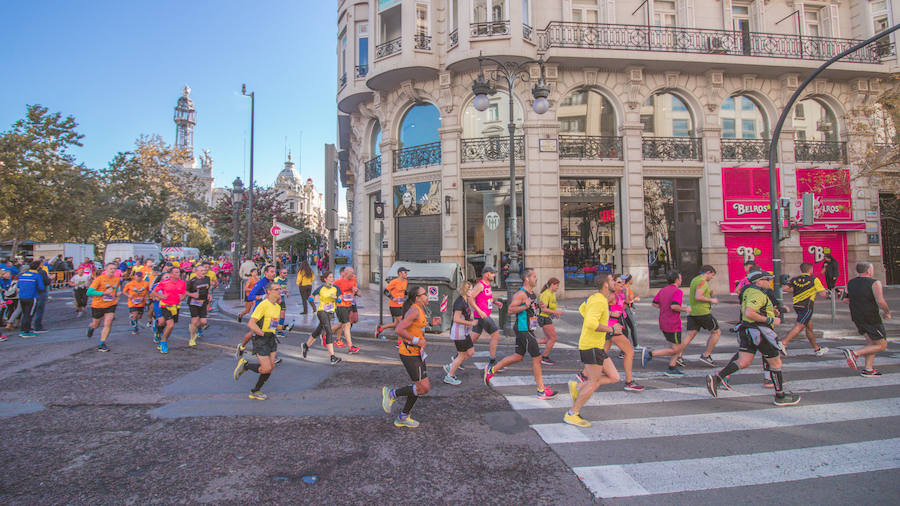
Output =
[
  {"x1": 103, "y1": 241, "x2": 161, "y2": 265},
  {"x1": 33, "y1": 243, "x2": 95, "y2": 263}
]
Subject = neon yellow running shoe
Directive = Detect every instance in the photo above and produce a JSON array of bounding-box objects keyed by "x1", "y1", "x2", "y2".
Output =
[
  {"x1": 234, "y1": 358, "x2": 248, "y2": 381},
  {"x1": 568, "y1": 380, "x2": 580, "y2": 403},
  {"x1": 381, "y1": 386, "x2": 395, "y2": 413},
  {"x1": 564, "y1": 411, "x2": 591, "y2": 428},
  {"x1": 249, "y1": 390, "x2": 267, "y2": 400},
  {"x1": 188, "y1": 335, "x2": 197, "y2": 347},
  {"x1": 393, "y1": 416, "x2": 420, "y2": 428}
]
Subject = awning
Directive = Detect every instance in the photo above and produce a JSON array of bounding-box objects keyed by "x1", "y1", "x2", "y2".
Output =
[{"x1": 720, "y1": 222, "x2": 866, "y2": 232}]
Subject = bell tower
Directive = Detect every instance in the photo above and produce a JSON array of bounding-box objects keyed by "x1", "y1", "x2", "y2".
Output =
[{"x1": 174, "y1": 85, "x2": 196, "y2": 161}]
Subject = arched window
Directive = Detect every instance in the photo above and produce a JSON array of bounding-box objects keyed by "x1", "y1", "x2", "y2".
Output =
[
  {"x1": 399, "y1": 103, "x2": 441, "y2": 149},
  {"x1": 720, "y1": 95, "x2": 768, "y2": 139},
  {"x1": 371, "y1": 121, "x2": 382, "y2": 157},
  {"x1": 793, "y1": 98, "x2": 838, "y2": 142},
  {"x1": 558, "y1": 88, "x2": 616, "y2": 136},
  {"x1": 641, "y1": 92, "x2": 695, "y2": 137},
  {"x1": 462, "y1": 90, "x2": 523, "y2": 138}
]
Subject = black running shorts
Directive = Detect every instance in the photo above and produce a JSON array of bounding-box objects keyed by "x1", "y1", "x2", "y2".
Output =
[
  {"x1": 400, "y1": 354, "x2": 427, "y2": 382},
  {"x1": 91, "y1": 305, "x2": 117, "y2": 319},
  {"x1": 686, "y1": 314, "x2": 719, "y2": 332},
  {"x1": 252, "y1": 332, "x2": 277, "y2": 356},
  {"x1": 514, "y1": 330, "x2": 541, "y2": 357},
  {"x1": 473, "y1": 316, "x2": 499, "y2": 335},
  {"x1": 579, "y1": 348, "x2": 609, "y2": 365},
  {"x1": 855, "y1": 322, "x2": 886, "y2": 341},
  {"x1": 454, "y1": 335, "x2": 474, "y2": 353}
]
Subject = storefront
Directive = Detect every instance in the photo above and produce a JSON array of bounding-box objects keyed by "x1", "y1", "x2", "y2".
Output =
[
  {"x1": 560, "y1": 179, "x2": 620, "y2": 289},
  {"x1": 643, "y1": 178, "x2": 702, "y2": 287},
  {"x1": 463, "y1": 179, "x2": 524, "y2": 285},
  {"x1": 720, "y1": 167, "x2": 780, "y2": 291}
]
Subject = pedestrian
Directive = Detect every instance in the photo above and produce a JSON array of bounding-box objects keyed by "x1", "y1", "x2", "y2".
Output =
[
  {"x1": 233, "y1": 283, "x2": 283, "y2": 400},
  {"x1": 381, "y1": 285, "x2": 431, "y2": 428},
  {"x1": 781, "y1": 262, "x2": 829, "y2": 356},
  {"x1": 238, "y1": 257, "x2": 257, "y2": 282},
  {"x1": 841, "y1": 262, "x2": 892, "y2": 376},
  {"x1": 443, "y1": 280, "x2": 478, "y2": 385},
  {"x1": 69, "y1": 267, "x2": 91, "y2": 317},
  {"x1": 16, "y1": 261, "x2": 45, "y2": 338},
  {"x1": 706, "y1": 271, "x2": 801, "y2": 406},
  {"x1": 31, "y1": 265, "x2": 51, "y2": 333},
  {"x1": 467, "y1": 267, "x2": 503, "y2": 367},
  {"x1": 622, "y1": 274, "x2": 639, "y2": 348},
  {"x1": 123, "y1": 270, "x2": 150, "y2": 335},
  {"x1": 375, "y1": 267, "x2": 410, "y2": 340},
  {"x1": 822, "y1": 253, "x2": 840, "y2": 298},
  {"x1": 537, "y1": 277, "x2": 563, "y2": 365},
  {"x1": 332, "y1": 266, "x2": 360, "y2": 353},
  {"x1": 296, "y1": 261, "x2": 314, "y2": 314},
  {"x1": 640, "y1": 270, "x2": 693, "y2": 376},
  {"x1": 564, "y1": 273, "x2": 621, "y2": 428},
  {"x1": 150, "y1": 266, "x2": 186, "y2": 354},
  {"x1": 684, "y1": 265, "x2": 722, "y2": 367},
  {"x1": 86, "y1": 263, "x2": 121, "y2": 352},
  {"x1": 302, "y1": 270, "x2": 343, "y2": 365}
]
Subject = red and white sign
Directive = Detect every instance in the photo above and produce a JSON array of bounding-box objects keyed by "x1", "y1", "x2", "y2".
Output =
[
  {"x1": 440, "y1": 295, "x2": 449, "y2": 312},
  {"x1": 270, "y1": 225, "x2": 281, "y2": 237},
  {"x1": 724, "y1": 233, "x2": 774, "y2": 292},
  {"x1": 795, "y1": 168, "x2": 852, "y2": 221},
  {"x1": 722, "y1": 167, "x2": 781, "y2": 222},
  {"x1": 799, "y1": 231, "x2": 847, "y2": 287}
]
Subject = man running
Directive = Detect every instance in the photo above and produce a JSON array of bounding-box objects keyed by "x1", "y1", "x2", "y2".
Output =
[
  {"x1": 640, "y1": 270, "x2": 692, "y2": 376},
  {"x1": 375, "y1": 267, "x2": 409, "y2": 339},
  {"x1": 233, "y1": 283, "x2": 283, "y2": 400},
  {"x1": 685, "y1": 265, "x2": 721, "y2": 367},
  {"x1": 483, "y1": 268, "x2": 557, "y2": 399},
  {"x1": 151, "y1": 266, "x2": 186, "y2": 354},
  {"x1": 564, "y1": 273, "x2": 621, "y2": 427},
  {"x1": 235, "y1": 265, "x2": 276, "y2": 357},
  {"x1": 272, "y1": 267, "x2": 292, "y2": 338},
  {"x1": 781, "y1": 262, "x2": 829, "y2": 356},
  {"x1": 123, "y1": 270, "x2": 150, "y2": 335},
  {"x1": 469, "y1": 266, "x2": 503, "y2": 368},
  {"x1": 842, "y1": 262, "x2": 892, "y2": 376},
  {"x1": 333, "y1": 266, "x2": 361, "y2": 353},
  {"x1": 186, "y1": 263, "x2": 212, "y2": 347},
  {"x1": 86, "y1": 263, "x2": 121, "y2": 352},
  {"x1": 706, "y1": 271, "x2": 801, "y2": 406}
]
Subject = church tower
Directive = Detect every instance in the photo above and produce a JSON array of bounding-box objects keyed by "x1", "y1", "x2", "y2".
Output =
[{"x1": 174, "y1": 85, "x2": 196, "y2": 163}]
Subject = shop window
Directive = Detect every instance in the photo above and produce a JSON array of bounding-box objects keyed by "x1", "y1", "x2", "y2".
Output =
[
  {"x1": 464, "y1": 179, "x2": 524, "y2": 285},
  {"x1": 560, "y1": 179, "x2": 619, "y2": 289}
]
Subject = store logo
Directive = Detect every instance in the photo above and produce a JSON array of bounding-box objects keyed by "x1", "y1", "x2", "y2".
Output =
[
  {"x1": 732, "y1": 203, "x2": 770, "y2": 216},
  {"x1": 822, "y1": 204, "x2": 844, "y2": 214},
  {"x1": 485, "y1": 211, "x2": 500, "y2": 231},
  {"x1": 807, "y1": 245, "x2": 831, "y2": 263},
  {"x1": 735, "y1": 246, "x2": 762, "y2": 263}
]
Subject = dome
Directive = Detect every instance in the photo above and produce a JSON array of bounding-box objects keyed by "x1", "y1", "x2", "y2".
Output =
[
  {"x1": 176, "y1": 85, "x2": 195, "y2": 111},
  {"x1": 275, "y1": 159, "x2": 301, "y2": 187}
]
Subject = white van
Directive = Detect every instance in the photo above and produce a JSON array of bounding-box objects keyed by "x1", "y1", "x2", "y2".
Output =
[{"x1": 104, "y1": 242, "x2": 161, "y2": 265}]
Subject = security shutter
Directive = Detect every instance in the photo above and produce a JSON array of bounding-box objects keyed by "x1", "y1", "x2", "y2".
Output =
[{"x1": 396, "y1": 215, "x2": 441, "y2": 262}]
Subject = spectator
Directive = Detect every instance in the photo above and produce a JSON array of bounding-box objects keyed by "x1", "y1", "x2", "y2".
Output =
[
  {"x1": 51, "y1": 254, "x2": 67, "y2": 272},
  {"x1": 823, "y1": 254, "x2": 840, "y2": 297},
  {"x1": 16, "y1": 260, "x2": 45, "y2": 338},
  {"x1": 32, "y1": 265, "x2": 51, "y2": 332},
  {"x1": 3, "y1": 272, "x2": 18, "y2": 331},
  {"x1": 239, "y1": 257, "x2": 257, "y2": 281},
  {"x1": 1, "y1": 259, "x2": 19, "y2": 276},
  {"x1": 65, "y1": 257, "x2": 74, "y2": 271}
]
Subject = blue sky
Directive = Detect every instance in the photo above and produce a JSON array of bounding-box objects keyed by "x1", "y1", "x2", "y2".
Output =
[{"x1": 1, "y1": 0, "x2": 337, "y2": 197}]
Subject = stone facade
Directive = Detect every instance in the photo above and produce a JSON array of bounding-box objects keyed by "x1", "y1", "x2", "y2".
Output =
[{"x1": 272, "y1": 156, "x2": 327, "y2": 237}]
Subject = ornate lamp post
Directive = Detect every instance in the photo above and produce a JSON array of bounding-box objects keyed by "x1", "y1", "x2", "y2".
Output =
[
  {"x1": 226, "y1": 177, "x2": 245, "y2": 300},
  {"x1": 241, "y1": 84, "x2": 255, "y2": 259},
  {"x1": 471, "y1": 53, "x2": 550, "y2": 324}
]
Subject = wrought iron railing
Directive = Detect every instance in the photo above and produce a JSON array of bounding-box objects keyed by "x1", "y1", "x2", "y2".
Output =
[
  {"x1": 339, "y1": 73, "x2": 347, "y2": 88},
  {"x1": 795, "y1": 140, "x2": 846, "y2": 162},
  {"x1": 523, "y1": 24, "x2": 533, "y2": 41},
  {"x1": 471, "y1": 21, "x2": 510, "y2": 38},
  {"x1": 461, "y1": 136, "x2": 524, "y2": 162},
  {"x1": 375, "y1": 37, "x2": 402, "y2": 59},
  {"x1": 449, "y1": 28, "x2": 458, "y2": 47},
  {"x1": 721, "y1": 139, "x2": 770, "y2": 161},
  {"x1": 355, "y1": 65, "x2": 368, "y2": 78},
  {"x1": 414, "y1": 33, "x2": 432, "y2": 51},
  {"x1": 538, "y1": 22, "x2": 885, "y2": 63},
  {"x1": 364, "y1": 155, "x2": 382, "y2": 182},
  {"x1": 393, "y1": 142, "x2": 441, "y2": 171},
  {"x1": 559, "y1": 135, "x2": 623, "y2": 160},
  {"x1": 642, "y1": 137, "x2": 702, "y2": 161}
]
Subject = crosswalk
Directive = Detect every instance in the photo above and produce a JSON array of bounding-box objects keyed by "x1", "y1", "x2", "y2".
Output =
[{"x1": 486, "y1": 343, "x2": 900, "y2": 501}]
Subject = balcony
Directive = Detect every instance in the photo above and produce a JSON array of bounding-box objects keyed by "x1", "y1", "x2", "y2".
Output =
[
  {"x1": 559, "y1": 135, "x2": 623, "y2": 160},
  {"x1": 795, "y1": 140, "x2": 846, "y2": 163},
  {"x1": 642, "y1": 137, "x2": 702, "y2": 161},
  {"x1": 393, "y1": 142, "x2": 441, "y2": 171},
  {"x1": 414, "y1": 33, "x2": 431, "y2": 51},
  {"x1": 523, "y1": 24, "x2": 533, "y2": 42},
  {"x1": 721, "y1": 139, "x2": 770, "y2": 161},
  {"x1": 471, "y1": 20, "x2": 510, "y2": 38},
  {"x1": 375, "y1": 37, "x2": 401, "y2": 59},
  {"x1": 364, "y1": 155, "x2": 381, "y2": 182},
  {"x1": 538, "y1": 22, "x2": 886, "y2": 63},
  {"x1": 449, "y1": 28, "x2": 458, "y2": 48},
  {"x1": 338, "y1": 73, "x2": 347, "y2": 89},
  {"x1": 355, "y1": 65, "x2": 368, "y2": 78},
  {"x1": 461, "y1": 136, "x2": 524, "y2": 163}
]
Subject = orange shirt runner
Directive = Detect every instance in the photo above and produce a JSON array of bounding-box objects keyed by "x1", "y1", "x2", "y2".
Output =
[
  {"x1": 123, "y1": 280, "x2": 150, "y2": 308},
  {"x1": 398, "y1": 304, "x2": 426, "y2": 357},
  {"x1": 386, "y1": 278, "x2": 408, "y2": 308},
  {"x1": 90, "y1": 274, "x2": 121, "y2": 308},
  {"x1": 334, "y1": 277, "x2": 357, "y2": 307}
]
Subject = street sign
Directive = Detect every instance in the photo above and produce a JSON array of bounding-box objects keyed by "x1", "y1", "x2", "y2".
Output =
[
  {"x1": 230, "y1": 242, "x2": 235, "y2": 252},
  {"x1": 427, "y1": 285, "x2": 439, "y2": 302},
  {"x1": 270, "y1": 225, "x2": 281, "y2": 237},
  {"x1": 273, "y1": 221, "x2": 301, "y2": 241}
]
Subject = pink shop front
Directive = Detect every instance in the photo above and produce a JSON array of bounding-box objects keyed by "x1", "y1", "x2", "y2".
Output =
[{"x1": 720, "y1": 167, "x2": 864, "y2": 292}]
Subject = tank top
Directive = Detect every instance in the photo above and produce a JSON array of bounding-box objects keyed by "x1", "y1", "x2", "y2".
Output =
[
  {"x1": 515, "y1": 288, "x2": 539, "y2": 332},
  {"x1": 608, "y1": 290, "x2": 625, "y2": 325},
  {"x1": 399, "y1": 304, "x2": 426, "y2": 357},
  {"x1": 847, "y1": 277, "x2": 881, "y2": 325}
]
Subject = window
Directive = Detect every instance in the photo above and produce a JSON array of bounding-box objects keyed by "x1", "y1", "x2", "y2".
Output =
[
  {"x1": 451, "y1": 0, "x2": 459, "y2": 31},
  {"x1": 487, "y1": 103, "x2": 499, "y2": 122},
  {"x1": 560, "y1": 117, "x2": 587, "y2": 133},
  {"x1": 464, "y1": 179, "x2": 524, "y2": 286},
  {"x1": 558, "y1": 89, "x2": 617, "y2": 136},
  {"x1": 416, "y1": 3, "x2": 429, "y2": 36},
  {"x1": 462, "y1": 91, "x2": 524, "y2": 137},
  {"x1": 741, "y1": 119, "x2": 756, "y2": 138},
  {"x1": 357, "y1": 23, "x2": 368, "y2": 70},
  {"x1": 794, "y1": 104, "x2": 805, "y2": 119},
  {"x1": 378, "y1": 2, "x2": 402, "y2": 43},
  {"x1": 722, "y1": 119, "x2": 736, "y2": 138},
  {"x1": 654, "y1": 0, "x2": 676, "y2": 27},
  {"x1": 672, "y1": 100, "x2": 687, "y2": 112},
  {"x1": 641, "y1": 92, "x2": 694, "y2": 137},
  {"x1": 560, "y1": 179, "x2": 620, "y2": 288},
  {"x1": 399, "y1": 103, "x2": 441, "y2": 148},
  {"x1": 720, "y1": 95, "x2": 767, "y2": 140},
  {"x1": 805, "y1": 8, "x2": 820, "y2": 36},
  {"x1": 572, "y1": 0, "x2": 600, "y2": 23},
  {"x1": 473, "y1": 0, "x2": 506, "y2": 23},
  {"x1": 732, "y1": 4, "x2": 750, "y2": 31},
  {"x1": 522, "y1": 0, "x2": 530, "y2": 25},
  {"x1": 721, "y1": 97, "x2": 735, "y2": 111},
  {"x1": 793, "y1": 98, "x2": 838, "y2": 142},
  {"x1": 339, "y1": 30, "x2": 347, "y2": 78},
  {"x1": 371, "y1": 122, "x2": 382, "y2": 157},
  {"x1": 672, "y1": 119, "x2": 690, "y2": 137},
  {"x1": 741, "y1": 97, "x2": 755, "y2": 110}
]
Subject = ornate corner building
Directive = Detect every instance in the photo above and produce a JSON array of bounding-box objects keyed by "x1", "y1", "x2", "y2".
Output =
[
  {"x1": 336, "y1": 0, "x2": 899, "y2": 296},
  {"x1": 272, "y1": 154, "x2": 327, "y2": 237}
]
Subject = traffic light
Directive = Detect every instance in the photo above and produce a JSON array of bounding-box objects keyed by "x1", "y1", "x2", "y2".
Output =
[{"x1": 778, "y1": 198, "x2": 792, "y2": 241}]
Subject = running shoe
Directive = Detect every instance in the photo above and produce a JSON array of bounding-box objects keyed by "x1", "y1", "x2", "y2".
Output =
[
  {"x1": 335, "y1": 339, "x2": 346, "y2": 348},
  {"x1": 146, "y1": 321, "x2": 152, "y2": 328},
  {"x1": 235, "y1": 344, "x2": 245, "y2": 359},
  {"x1": 374, "y1": 326, "x2": 383, "y2": 339},
  {"x1": 188, "y1": 335, "x2": 197, "y2": 347},
  {"x1": 393, "y1": 415, "x2": 420, "y2": 428},
  {"x1": 720, "y1": 375, "x2": 734, "y2": 391},
  {"x1": 675, "y1": 357, "x2": 686, "y2": 368},
  {"x1": 237, "y1": 315, "x2": 243, "y2": 323},
  {"x1": 773, "y1": 392, "x2": 801, "y2": 406},
  {"x1": 132, "y1": 328, "x2": 139, "y2": 335},
  {"x1": 274, "y1": 357, "x2": 282, "y2": 365},
  {"x1": 443, "y1": 374, "x2": 461, "y2": 386},
  {"x1": 842, "y1": 348, "x2": 859, "y2": 371},
  {"x1": 568, "y1": 380, "x2": 580, "y2": 402},
  {"x1": 330, "y1": 355, "x2": 342, "y2": 365},
  {"x1": 159, "y1": 341, "x2": 168, "y2": 354},
  {"x1": 698, "y1": 354, "x2": 716, "y2": 367},
  {"x1": 540, "y1": 356, "x2": 555, "y2": 366},
  {"x1": 814, "y1": 347, "x2": 829, "y2": 357},
  {"x1": 706, "y1": 374, "x2": 720, "y2": 398},
  {"x1": 381, "y1": 386, "x2": 395, "y2": 413},
  {"x1": 617, "y1": 351, "x2": 625, "y2": 360},
  {"x1": 249, "y1": 390, "x2": 267, "y2": 401},
  {"x1": 153, "y1": 335, "x2": 161, "y2": 345},
  {"x1": 537, "y1": 387, "x2": 558, "y2": 399},
  {"x1": 233, "y1": 358, "x2": 248, "y2": 380},
  {"x1": 19, "y1": 332, "x2": 36, "y2": 339},
  {"x1": 86, "y1": 327, "x2": 94, "y2": 338},
  {"x1": 0, "y1": 335, "x2": 7, "y2": 342},
  {"x1": 623, "y1": 381, "x2": 645, "y2": 392},
  {"x1": 348, "y1": 346, "x2": 360, "y2": 354},
  {"x1": 640, "y1": 347, "x2": 652, "y2": 367},
  {"x1": 97, "y1": 343, "x2": 109, "y2": 352},
  {"x1": 664, "y1": 367, "x2": 685, "y2": 377},
  {"x1": 302, "y1": 342, "x2": 309, "y2": 358},
  {"x1": 443, "y1": 363, "x2": 452, "y2": 376},
  {"x1": 483, "y1": 364, "x2": 495, "y2": 386},
  {"x1": 763, "y1": 378, "x2": 775, "y2": 388},
  {"x1": 563, "y1": 411, "x2": 591, "y2": 428},
  {"x1": 575, "y1": 371, "x2": 588, "y2": 385},
  {"x1": 860, "y1": 368, "x2": 882, "y2": 377}
]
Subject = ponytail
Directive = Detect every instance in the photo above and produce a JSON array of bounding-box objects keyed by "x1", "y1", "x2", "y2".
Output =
[{"x1": 401, "y1": 285, "x2": 420, "y2": 316}]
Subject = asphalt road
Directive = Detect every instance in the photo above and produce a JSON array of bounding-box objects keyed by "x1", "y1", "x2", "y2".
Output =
[{"x1": 1, "y1": 290, "x2": 898, "y2": 504}]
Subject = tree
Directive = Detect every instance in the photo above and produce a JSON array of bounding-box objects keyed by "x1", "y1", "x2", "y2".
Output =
[
  {"x1": 207, "y1": 185, "x2": 294, "y2": 257},
  {"x1": 844, "y1": 74, "x2": 900, "y2": 196}
]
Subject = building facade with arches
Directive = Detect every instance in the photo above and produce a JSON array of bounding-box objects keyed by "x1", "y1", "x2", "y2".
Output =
[{"x1": 337, "y1": 0, "x2": 898, "y2": 295}]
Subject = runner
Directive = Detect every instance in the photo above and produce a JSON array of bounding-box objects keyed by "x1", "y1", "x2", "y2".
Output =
[
  {"x1": 841, "y1": 262, "x2": 892, "y2": 376},
  {"x1": 469, "y1": 267, "x2": 503, "y2": 368},
  {"x1": 333, "y1": 266, "x2": 361, "y2": 353},
  {"x1": 68, "y1": 267, "x2": 92, "y2": 318},
  {"x1": 302, "y1": 271, "x2": 342, "y2": 365},
  {"x1": 186, "y1": 263, "x2": 212, "y2": 347},
  {"x1": 86, "y1": 263, "x2": 120, "y2": 352},
  {"x1": 233, "y1": 283, "x2": 282, "y2": 400},
  {"x1": 684, "y1": 265, "x2": 722, "y2": 367},
  {"x1": 235, "y1": 266, "x2": 276, "y2": 357},
  {"x1": 537, "y1": 277, "x2": 563, "y2": 365},
  {"x1": 443, "y1": 281, "x2": 478, "y2": 385},
  {"x1": 220, "y1": 258, "x2": 233, "y2": 288},
  {"x1": 122, "y1": 270, "x2": 150, "y2": 334},
  {"x1": 483, "y1": 268, "x2": 558, "y2": 399},
  {"x1": 781, "y1": 262, "x2": 829, "y2": 356},
  {"x1": 706, "y1": 271, "x2": 801, "y2": 406},
  {"x1": 640, "y1": 270, "x2": 692, "y2": 376},
  {"x1": 272, "y1": 267, "x2": 292, "y2": 338},
  {"x1": 603, "y1": 274, "x2": 643, "y2": 391},
  {"x1": 236, "y1": 268, "x2": 259, "y2": 323},
  {"x1": 375, "y1": 267, "x2": 409, "y2": 339},
  {"x1": 622, "y1": 274, "x2": 640, "y2": 349},
  {"x1": 381, "y1": 285, "x2": 431, "y2": 428},
  {"x1": 564, "y1": 273, "x2": 622, "y2": 427},
  {"x1": 150, "y1": 266, "x2": 186, "y2": 354}
]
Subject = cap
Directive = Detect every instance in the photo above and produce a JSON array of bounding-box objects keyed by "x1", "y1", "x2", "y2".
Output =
[
  {"x1": 397, "y1": 267, "x2": 410, "y2": 273},
  {"x1": 482, "y1": 266, "x2": 497, "y2": 274},
  {"x1": 747, "y1": 271, "x2": 774, "y2": 283},
  {"x1": 621, "y1": 274, "x2": 632, "y2": 282}
]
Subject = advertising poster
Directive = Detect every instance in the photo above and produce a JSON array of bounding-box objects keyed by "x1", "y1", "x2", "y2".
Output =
[
  {"x1": 724, "y1": 232, "x2": 773, "y2": 292},
  {"x1": 799, "y1": 231, "x2": 848, "y2": 287}
]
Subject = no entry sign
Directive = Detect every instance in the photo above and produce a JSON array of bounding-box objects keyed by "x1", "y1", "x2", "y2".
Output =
[{"x1": 270, "y1": 225, "x2": 281, "y2": 237}]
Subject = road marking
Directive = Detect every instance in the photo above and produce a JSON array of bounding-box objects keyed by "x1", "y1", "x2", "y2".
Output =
[
  {"x1": 574, "y1": 438, "x2": 900, "y2": 498},
  {"x1": 502, "y1": 372, "x2": 900, "y2": 411}
]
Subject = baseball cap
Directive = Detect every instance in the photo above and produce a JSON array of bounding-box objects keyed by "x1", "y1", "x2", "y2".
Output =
[
  {"x1": 482, "y1": 266, "x2": 497, "y2": 274},
  {"x1": 397, "y1": 267, "x2": 410, "y2": 273},
  {"x1": 747, "y1": 271, "x2": 774, "y2": 283}
]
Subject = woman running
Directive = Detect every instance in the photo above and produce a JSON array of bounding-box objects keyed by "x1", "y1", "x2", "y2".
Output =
[
  {"x1": 604, "y1": 274, "x2": 643, "y2": 392},
  {"x1": 622, "y1": 274, "x2": 639, "y2": 348},
  {"x1": 237, "y1": 268, "x2": 259, "y2": 323},
  {"x1": 302, "y1": 271, "x2": 342, "y2": 365},
  {"x1": 381, "y1": 285, "x2": 431, "y2": 428},
  {"x1": 537, "y1": 277, "x2": 563, "y2": 365},
  {"x1": 296, "y1": 261, "x2": 314, "y2": 315},
  {"x1": 443, "y1": 281, "x2": 478, "y2": 385}
]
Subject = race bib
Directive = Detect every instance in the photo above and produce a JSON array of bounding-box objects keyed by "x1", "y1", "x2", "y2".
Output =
[
  {"x1": 529, "y1": 316, "x2": 538, "y2": 330},
  {"x1": 342, "y1": 293, "x2": 354, "y2": 302},
  {"x1": 189, "y1": 299, "x2": 205, "y2": 306},
  {"x1": 131, "y1": 298, "x2": 143, "y2": 305},
  {"x1": 102, "y1": 294, "x2": 115, "y2": 302},
  {"x1": 324, "y1": 303, "x2": 335, "y2": 312},
  {"x1": 395, "y1": 297, "x2": 405, "y2": 304}
]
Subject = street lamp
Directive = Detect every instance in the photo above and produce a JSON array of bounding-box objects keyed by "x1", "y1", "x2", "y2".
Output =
[
  {"x1": 471, "y1": 53, "x2": 550, "y2": 324},
  {"x1": 225, "y1": 177, "x2": 245, "y2": 300},
  {"x1": 241, "y1": 83, "x2": 255, "y2": 260}
]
